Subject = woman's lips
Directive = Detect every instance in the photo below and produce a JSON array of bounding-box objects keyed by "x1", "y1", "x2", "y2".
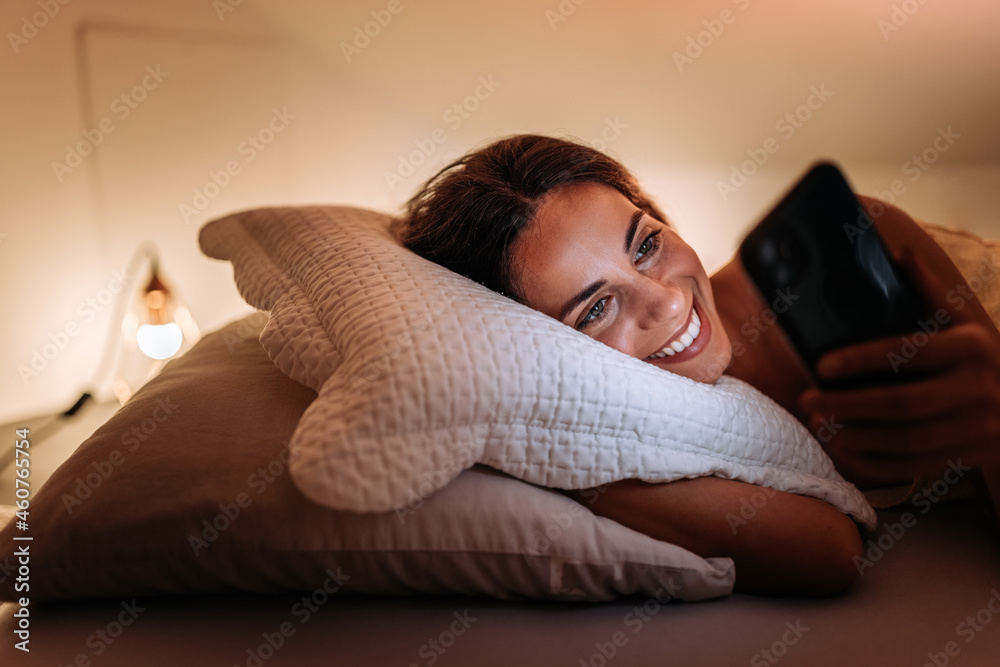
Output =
[{"x1": 646, "y1": 299, "x2": 712, "y2": 365}]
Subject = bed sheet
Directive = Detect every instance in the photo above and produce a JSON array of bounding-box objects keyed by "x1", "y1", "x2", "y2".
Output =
[{"x1": 1, "y1": 500, "x2": 997, "y2": 667}]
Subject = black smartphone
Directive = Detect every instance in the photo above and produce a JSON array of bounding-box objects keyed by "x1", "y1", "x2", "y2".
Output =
[{"x1": 738, "y1": 162, "x2": 927, "y2": 387}]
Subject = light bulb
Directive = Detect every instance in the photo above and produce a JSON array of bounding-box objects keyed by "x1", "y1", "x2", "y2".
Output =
[{"x1": 136, "y1": 322, "x2": 183, "y2": 360}]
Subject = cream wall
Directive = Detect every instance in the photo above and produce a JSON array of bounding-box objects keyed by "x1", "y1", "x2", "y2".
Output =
[
  {"x1": 2, "y1": 0, "x2": 999, "y2": 423},
  {"x1": 1, "y1": 0, "x2": 421, "y2": 422}
]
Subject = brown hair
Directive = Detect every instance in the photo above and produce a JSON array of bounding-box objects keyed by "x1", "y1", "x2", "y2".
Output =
[{"x1": 392, "y1": 134, "x2": 666, "y2": 302}]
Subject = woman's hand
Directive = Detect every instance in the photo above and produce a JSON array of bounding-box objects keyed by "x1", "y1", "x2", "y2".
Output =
[{"x1": 799, "y1": 247, "x2": 1000, "y2": 488}]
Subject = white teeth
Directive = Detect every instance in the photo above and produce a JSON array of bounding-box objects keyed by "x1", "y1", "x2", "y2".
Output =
[{"x1": 648, "y1": 308, "x2": 702, "y2": 359}]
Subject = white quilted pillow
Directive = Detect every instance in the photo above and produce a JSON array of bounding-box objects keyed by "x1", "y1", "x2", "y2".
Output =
[{"x1": 199, "y1": 206, "x2": 875, "y2": 528}]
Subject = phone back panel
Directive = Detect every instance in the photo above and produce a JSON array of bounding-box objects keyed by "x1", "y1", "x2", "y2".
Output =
[{"x1": 738, "y1": 162, "x2": 926, "y2": 370}]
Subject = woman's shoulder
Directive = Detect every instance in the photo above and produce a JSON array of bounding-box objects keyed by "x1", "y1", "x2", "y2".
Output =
[{"x1": 919, "y1": 224, "x2": 1000, "y2": 328}]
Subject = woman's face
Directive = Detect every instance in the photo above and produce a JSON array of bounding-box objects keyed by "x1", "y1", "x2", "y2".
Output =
[{"x1": 512, "y1": 181, "x2": 732, "y2": 384}]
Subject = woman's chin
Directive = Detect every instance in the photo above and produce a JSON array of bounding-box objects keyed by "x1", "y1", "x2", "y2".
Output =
[
  {"x1": 644, "y1": 303, "x2": 732, "y2": 384},
  {"x1": 675, "y1": 355, "x2": 730, "y2": 384}
]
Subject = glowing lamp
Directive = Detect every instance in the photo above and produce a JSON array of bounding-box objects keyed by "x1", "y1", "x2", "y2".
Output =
[
  {"x1": 112, "y1": 265, "x2": 200, "y2": 404},
  {"x1": 137, "y1": 323, "x2": 183, "y2": 359}
]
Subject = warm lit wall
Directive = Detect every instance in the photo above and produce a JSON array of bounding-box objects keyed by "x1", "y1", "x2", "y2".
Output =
[
  {"x1": 3, "y1": 0, "x2": 999, "y2": 423},
  {"x1": 1, "y1": 0, "x2": 421, "y2": 422}
]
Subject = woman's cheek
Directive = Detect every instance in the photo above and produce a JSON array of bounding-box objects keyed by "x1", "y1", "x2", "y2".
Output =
[{"x1": 596, "y1": 323, "x2": 633, "y2": 358}]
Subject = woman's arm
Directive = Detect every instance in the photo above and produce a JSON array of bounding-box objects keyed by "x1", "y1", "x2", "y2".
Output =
[{"x1": 566, "y1": 477, "x2": 864, "y2": 596}]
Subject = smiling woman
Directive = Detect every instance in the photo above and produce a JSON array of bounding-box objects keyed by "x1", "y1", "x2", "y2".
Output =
[
  {"x1": 393, "y1": 134, "x2": 869, "y2": 596},
  {"x1": 513, "y1": 180, "x2": 733, "y2": 384},
  {"x1": 393, "y1": 133, "x2": 1000, "y2": 596}
]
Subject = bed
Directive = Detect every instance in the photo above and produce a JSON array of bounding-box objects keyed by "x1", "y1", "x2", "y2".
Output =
[
  {"x1": 1, "y1": 205, "x2": 999, "y2": 666},
  {"x1": 1, "y1": 502, "x2": 998, "y2": 666}
]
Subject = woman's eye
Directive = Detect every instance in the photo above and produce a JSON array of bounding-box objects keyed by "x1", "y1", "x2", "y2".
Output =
[
  {"x1": 635, "y1": 230, "x2": 661, "y2": 262},
  {"x1": 579, "y1": 297, "x2": 608, "y2": 329}
]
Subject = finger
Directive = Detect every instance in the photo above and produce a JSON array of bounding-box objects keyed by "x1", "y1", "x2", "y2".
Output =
[
  {"x1": 826, "y1": 453, "x2": 916, "y2": 489},
  {"x1": 815, "y1": 322, "x2": 993, "y2": 380},
  {"x1": 800, "y1": 370, "x2": 977, "y2": 423},
  {"x1": 827, "y1": 443, "x2": 971, "y2": 489},
  {"x1": 822, "y1": 410, "x2": 993, "y2": 462},
  {"x1": 821, "y1": 431, "x2": 947, "y2": 487},
  {"x1": 821, "y1": 419, "x2": 981, "y2": 472}
]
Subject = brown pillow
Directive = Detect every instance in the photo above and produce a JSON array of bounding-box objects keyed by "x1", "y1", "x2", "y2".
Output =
[{"x1": 0, "y1": 316, "x2": 734, "y2": 602}]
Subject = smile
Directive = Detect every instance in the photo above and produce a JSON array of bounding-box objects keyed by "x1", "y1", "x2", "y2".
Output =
[{"x1": 646, "y1": 300, "x2": 711, "y2": 363}]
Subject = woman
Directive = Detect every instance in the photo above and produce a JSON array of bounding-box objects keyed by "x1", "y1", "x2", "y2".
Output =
[{"x1": 393, "y1": 134, "x2": 1000, "y2": 596}]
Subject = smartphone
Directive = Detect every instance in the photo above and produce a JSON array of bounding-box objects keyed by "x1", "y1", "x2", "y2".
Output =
[{"x1": 738, "y1": 162, "x2": 927, "y2": 387}]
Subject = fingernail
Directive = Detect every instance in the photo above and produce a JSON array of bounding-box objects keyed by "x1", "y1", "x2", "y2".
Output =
[
  {"x1": 816, "y1": 355, "x2": 842, "y2": 378},
  {"x1": 799, "y1": 389, "x2": 819, "y2": 412}
]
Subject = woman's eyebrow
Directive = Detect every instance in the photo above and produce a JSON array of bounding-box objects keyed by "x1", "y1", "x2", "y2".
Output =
[
  {"x1": 558, "y1": 209, "x2": 646, "y2": 323},
  {"x1": 559, "y1": 279, "x2": 606, "y2": 323},
  {"x1": 623, "y1": 209, "x2": 644, "y2": 254}
]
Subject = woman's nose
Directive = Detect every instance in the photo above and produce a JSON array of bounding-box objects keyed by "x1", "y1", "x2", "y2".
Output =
[{"x1": 635, "y1": 279, "x2": 686, "y2": 331}]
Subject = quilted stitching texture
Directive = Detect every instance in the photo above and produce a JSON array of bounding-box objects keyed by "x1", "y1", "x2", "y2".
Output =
[{"x1": 200, "y1": 206, "x2": 876, "y2": 528}]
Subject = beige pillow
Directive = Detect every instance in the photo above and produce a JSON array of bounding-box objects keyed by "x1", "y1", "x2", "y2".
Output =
[{"x1": 0, "y1": 316, "x2": 734, "y2": 602}]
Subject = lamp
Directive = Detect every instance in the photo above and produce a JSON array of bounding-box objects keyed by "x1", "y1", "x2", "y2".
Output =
[
  {"x1": 112, "y1": 252, "x2": 200, "y2": 404},
  {"x1": 1, "y1": 243, "x2": 202, "y2": 456}
]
